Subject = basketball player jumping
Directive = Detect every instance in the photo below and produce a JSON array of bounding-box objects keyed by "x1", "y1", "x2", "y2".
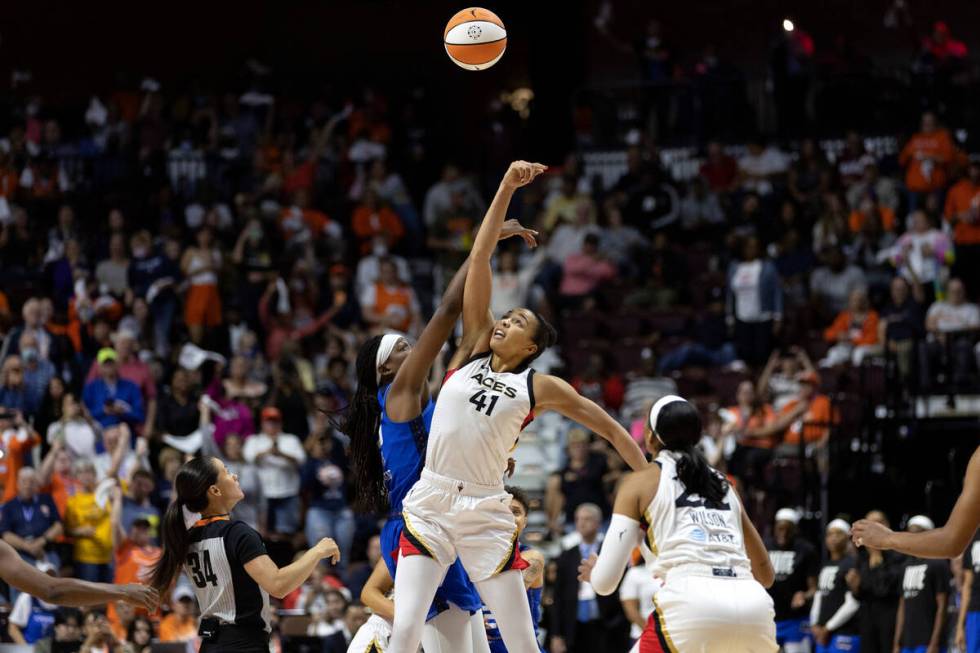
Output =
[
  {"x1": 387, "y1": 160, "x2": 648, "y2": 653},
  {"x1": 579, "y1": 395, "x2": 778, "y2": 652}
]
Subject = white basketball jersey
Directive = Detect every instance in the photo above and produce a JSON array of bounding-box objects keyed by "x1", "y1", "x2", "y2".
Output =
[
  {"x1": 644, "y1": 451, "x2": 750, "y2": 578},
  {"x1": 427, "y1": 352, "x2": 535, "y2": 486}
]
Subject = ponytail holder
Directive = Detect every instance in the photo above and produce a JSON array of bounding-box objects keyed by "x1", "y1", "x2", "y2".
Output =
[
  {"x1": 182, "y1": 504, "x2": 202, "y2": 529},
  {"x1": 648, "y1": 394, "x2": 688, "y2": 445}
]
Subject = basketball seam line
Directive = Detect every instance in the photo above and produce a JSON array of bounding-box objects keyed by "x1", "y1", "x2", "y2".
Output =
[
  {"x1": 444, "y1": 20, "x2": 505, "y2": 35},
  {"x1": 443, "y1": 36, "x2": 507, "y2": 46}
]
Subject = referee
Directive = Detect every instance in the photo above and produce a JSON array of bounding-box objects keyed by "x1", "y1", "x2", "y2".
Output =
[{"x1": 149, "y1": 456, "x2": 339, "y2": 652}]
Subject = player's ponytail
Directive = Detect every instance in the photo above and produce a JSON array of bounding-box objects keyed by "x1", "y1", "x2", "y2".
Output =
[
  {"x1": 148, "y1": 457, "x2": 219, "y2": 592},
  {"x1": 340, "y1": 336, "x2": 389, "y2": 515},
  {"x1": 649, "y1": 396, "x2": 728, "y2": 505}
]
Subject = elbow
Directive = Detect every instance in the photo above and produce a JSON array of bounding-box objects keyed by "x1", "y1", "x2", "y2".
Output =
[{"x1": 592, "y1": 576, "x2": 618, "y2": 597}]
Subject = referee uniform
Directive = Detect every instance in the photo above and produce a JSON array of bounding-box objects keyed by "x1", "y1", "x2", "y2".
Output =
[{"x1": 186, "y1": 515, "x2": 271, "y2": 652}]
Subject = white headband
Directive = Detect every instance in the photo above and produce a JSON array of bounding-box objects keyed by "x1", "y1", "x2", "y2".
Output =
[
  {"x1": 775, "y1": 508, "x2": 801, "y2": 525},
  {"x1": 648, "y1": 395, "x2": 688, "y2": 444},
  {"x1": 375, "y1": 334, "x2": 402, "y2": 385},
  {"x1": 826, "y1": 518, "x2": 851, "y2": 535},
  {"x1": 908, "y1": 515, "x2": 935, "y2": 531}
]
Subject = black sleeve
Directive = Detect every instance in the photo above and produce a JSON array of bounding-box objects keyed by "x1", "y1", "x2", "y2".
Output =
[
  {"x1": 804, "y1": 543, "x2": 821, "y2": 579},
  {"x1": 228, "y1": 521, "x2": 267, "y2": 565},
  {"x1": 933, "y1": 560, "x2": 952, "y2": 597}
]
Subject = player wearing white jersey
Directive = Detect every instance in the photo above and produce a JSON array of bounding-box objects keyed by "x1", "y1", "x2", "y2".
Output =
[
  {"x1": 388, "y1": 161, "x2": 649, "y2": 653},
  {"x1": 580, "y1": 395, "x2": 778, "y2": 653}
]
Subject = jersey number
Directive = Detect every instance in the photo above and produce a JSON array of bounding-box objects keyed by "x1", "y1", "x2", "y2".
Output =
[
  {"x1": 469, "y1": 390, "x2": 500, "y2": 416},
  {"x1": 675, "y1": 489, "x2": 730, "y2": 511},
  {"x1": 187, "y1": 551, "x2": 219, "y2": 588}
]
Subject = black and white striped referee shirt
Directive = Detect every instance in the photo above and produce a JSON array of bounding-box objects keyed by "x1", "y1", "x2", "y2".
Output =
[{"x1": 186, "y1": 515, "x2": 272, "y2": 633}]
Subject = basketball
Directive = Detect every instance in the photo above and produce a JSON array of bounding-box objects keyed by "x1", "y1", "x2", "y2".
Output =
[{"x1": 443, "y1": 7, "x2": 507, "y2": 71}]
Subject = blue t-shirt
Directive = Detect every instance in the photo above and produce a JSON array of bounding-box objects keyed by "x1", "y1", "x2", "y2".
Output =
[
  {"x1": 377, "y1": 384, "x2": 434, "y2": 514},
  {"x1": 0, "y1": 494, "x2": 61, "y2": 540},
  {"x1": 300, "y1": 435, "x2": 351, "y2": 512}
]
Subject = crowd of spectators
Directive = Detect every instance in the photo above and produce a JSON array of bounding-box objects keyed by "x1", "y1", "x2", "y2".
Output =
[{"x1": 0, "y1": 25, "x2": 978, "y2": 650}]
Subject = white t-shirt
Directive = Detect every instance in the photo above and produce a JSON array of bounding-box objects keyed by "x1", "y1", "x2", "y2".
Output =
[
  {"x1": 731, "y1": 260, "x2": 766, "y2": 322},
  {"x1": 738, "y1": 148, "x2": 789, "y2": 195},
  {"x1": 619, "y1": 565, "x2": 663, "y2": 639},
  {"x1": 926, "y1": 301, "x2": 980, "y2": 333},
  {"x1": 242, "y1": 432, "x2": 307, "y2": 499}
]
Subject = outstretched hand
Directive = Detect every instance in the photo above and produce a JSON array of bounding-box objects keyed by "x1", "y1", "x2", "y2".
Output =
[
  {"x1": 499, "y1": 219, "x2": 539, "y2": 249},
  {"x1": 501, "y1": 161, "x2": 547, "y2": 190}
]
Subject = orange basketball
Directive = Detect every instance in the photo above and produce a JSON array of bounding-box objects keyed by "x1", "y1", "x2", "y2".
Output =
[{"x1": 443, "y1": 7, "x2": 507, "y2": 71}]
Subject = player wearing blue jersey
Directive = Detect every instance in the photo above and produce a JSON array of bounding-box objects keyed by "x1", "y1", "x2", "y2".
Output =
[{"x1": 342, "y1": 219, "x2": 537, "y2": 653}]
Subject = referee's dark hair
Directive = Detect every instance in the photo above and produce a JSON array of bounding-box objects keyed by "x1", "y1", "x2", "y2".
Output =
[{"x1": 148, "y1": 457, "x2": 219, "y2": 592}]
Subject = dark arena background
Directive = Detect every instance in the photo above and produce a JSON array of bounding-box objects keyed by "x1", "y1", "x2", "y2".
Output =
[{"x1": 0, "y1": 0, "x2": 978, "y2": 651}]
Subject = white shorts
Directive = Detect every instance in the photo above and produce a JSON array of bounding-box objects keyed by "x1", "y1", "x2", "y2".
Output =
[
  {"x1": 639, "y1": 564, "x2": 777, "y2": 653},
  {"x1": 400, "y1": 469, "x2": 527, "y2": 582},
  {"x1": 347, "y1": 614, "x2": 391, "y2": 652}
]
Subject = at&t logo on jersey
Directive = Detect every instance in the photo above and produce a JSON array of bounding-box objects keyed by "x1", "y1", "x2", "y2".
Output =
[{"x1": 902, "y1": 564, "x2": 927, "y2": 598}]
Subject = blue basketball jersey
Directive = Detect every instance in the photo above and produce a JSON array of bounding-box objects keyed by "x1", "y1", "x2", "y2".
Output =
[{"x1": 377, "y1": 384, "x2": 435, "y2": 514}]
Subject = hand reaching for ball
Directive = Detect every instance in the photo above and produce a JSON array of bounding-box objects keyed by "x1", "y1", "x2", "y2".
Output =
[{"x1": 502, "y1": 161, "x2": 547, "y2": 190}]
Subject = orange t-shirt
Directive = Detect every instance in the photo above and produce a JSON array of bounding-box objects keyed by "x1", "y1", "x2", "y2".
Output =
[
  {"x1": 370, "y1": 283, "x2": 414, "y2": 332},
  {"x1": 727, "y1": 404, "x2": 778, "y2": 449},
  {"x1": 899, "y1": 130, "x2": 957, "y2": 193},
  {"x1": 159, "y1": 614, "x2": 198, "y2": 642},
  {"x1": 108, "y1": 540, "x2": 162, "y2": 628},
  {"x1": 352, "y1": 205, "x2": 405, "y2": 253},
  {"x1": 41, "y1": 472, "x2": 79, "y2": 523},
  {"x1": 944, "y1": 179, "x2": 980, "y2": 245},
  {"x1": 823, "y1": 310, "x2": 880, "y2": 346},
  {"x1": 848, "y1": 207, "x2": 896, "y2": 234},
  {"x1": 781, "y1": 395, "x2": 834, "y2": 445},
  {"x1": 278, "y1": 207, "x2": 333, "y2": 241},
  {"x1": 1, "y1": 430, "x2": 41, "y2": 501},
  {"x1": 0, "y1": 169, "x2": 17, "y2": 199}
]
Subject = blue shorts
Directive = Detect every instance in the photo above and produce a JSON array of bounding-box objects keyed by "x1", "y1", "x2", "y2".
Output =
[
  {"x1": 901, "y1": 647, "x2": 946, "y2": 653},
  {"x1": 776, "y1": 619, "x2": 809, "y2": 645},
  {"x1": 381, "y1": 516, "x2": 482, "y2": 619},
  {"x1": 965, "y1": 612, "x2": 980, "y2": 653},
  {"x1": 817, "y1": 634, "x2": 860, "y2": 653}
]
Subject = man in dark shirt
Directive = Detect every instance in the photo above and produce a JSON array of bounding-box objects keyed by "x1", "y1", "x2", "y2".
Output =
[
  {"x1": 812, "y1": 519, "x2": 861, "y2": 653},
  {"x1": 958, "y1": 530, "x2": 980, "y2": 652},
  {"x1": 766, "y1": 508, "x2": 819, "y2": 652},
  {"x1": 127, "y1": 231, "x2": 180, "y2": 357},
  {"x1": 0, "y1": 468, "x2": 63, "y2": 568},
  {"x1": 846, "y1": 510, "x2": 905, "y2": 653},
  {"x1": 894, "y1": 516, "x2": 950, "y2": 653}
]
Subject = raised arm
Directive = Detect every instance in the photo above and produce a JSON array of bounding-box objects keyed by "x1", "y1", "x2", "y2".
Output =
[
  {"x1": 0, "y1": 539, "x2": 157, "y2": 609},
  {"x1": 853, "y1": 446, "x2": 980, "y2": 558},
  {"x1": 462, "y1": 161, "x2": 546, "y2": 352},
  {"x1": 535, "y1": 374, "x2": 648, "y2": 471}
]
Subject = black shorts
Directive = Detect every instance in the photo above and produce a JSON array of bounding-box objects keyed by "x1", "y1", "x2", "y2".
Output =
[{"x1": 199, "y1": 625, "x2": 270, "y2": 653}]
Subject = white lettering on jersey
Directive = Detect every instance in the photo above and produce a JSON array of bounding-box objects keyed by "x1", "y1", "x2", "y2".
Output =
[
  {"x1": 903, "y1": 564, "x2": 928, "y2": 598},
  {"x1": 770, "y1": 551, "x2": 797, "y2": 578},
  {"x1": 818, "y1": 566, "x2": 839, "y2": 592},
  {"x1": 972, "y1": 542, "x2": 980, "y2": 573}
]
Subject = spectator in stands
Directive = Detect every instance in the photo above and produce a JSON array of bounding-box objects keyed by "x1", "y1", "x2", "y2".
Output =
[
  {"x1": 119, "y1": 469, "x2": 160, "y2": 540},
  {"x1": 180, "y1": 226, "x2": 222, "y2": 345},
  {"x1": 619, "y1": 556, "x2": 660, "y2": 649},
  {"x1": 491, "y1": 247, "x2": 547, "y2": 318},
  {"x1": 366, "y1": 158, "x2": 420, "y2": 238},
  {"x1": 277, "y1": 188, "x2": 342, "y2": 252},
  {"x1": 423, "y1": 164, "x2": 485, "y2": 231},
  {"x1": 944, "y1": 157, "x2": 980, "y2": 296},
  {"x1": 899, "y1": 111, "x2": 958, "y2": 212},
  {"x1": 7, "y1": 561, "x2": 59, "y2": 644},
  {"x1": 351, "y1": 188, "x2": 405, "y2": 256},
  {"x1": 18, "y1": 331, "x2": 55, "y2": 418},
  {"x1": 559, "y1": 233, "x2": 617, "y2": 311},
  {"x1": 810, "y1": 245, "x2": 867, "y2": 320},
  {"x1": 1, "y1": 467, "x2": 62, "y2": 567},
  {"x1": 0, "y1": 355, "x2": 28, "y2": 415},
  {"x1": 837, "y1": 131, "x2": 876, "y2": 189},
  {"x1": 599, "y1": 195, "x2": 649, "y2": 271},
  {"x1": 766, "y1": 508, "x2": 819, "y2": 653},
  {"x1": 699, "y1": 140, "x2": 738, "y2": 193},
  {"x1": 306, "y1": 584, "x2": 348, "y2": 635},
  {"x1": 322, "y1": 603, "x2": 370, "y2": 653},
  {"x1": 571, "y1": 353, "x2": 625, "y2": 413},
  {"x1": 758, "y1": 347, "x2": 817, "y2": 412},
  {"x1": 243, "y1": 406, "x2": 306, "y2": 538},
  {"x1": 545, "y1": 429, "x2": 609, "y2": 538},
  {"x1": 848, "y1": 193, "x2": 896, "y2": 235},
  {"x1": 543, "y1": 174, "x2": 597, "y2": 232},
  {"x1": 846, "y1": 510, "x2": 904, "y2": 653},
  {"x1": 95, "y1": 233, "x2": 130, "y2": 297},
  {"x1": 621, "y1": 349, "x2": 678, "y2": 426},
  {"x1": 65, "y1": 459, "x2": 112, "y2": 582},
  {"x1": 890, "y1": 210, "x2": 953, "y2": 304},
  {"x1": 122, "y1": 615, "x2": 153, "y2": 653},
  {"x1": 819, "y1": 288, "x2": 880, "y2": 367},
  {"x1": 623, "y1": 164, "x2": 680, "y2": 232},
  {"x1": 87, "y1": 329, "x2": 156, "y2": 436},
  {"x1": 216, "y1": 432, "x2": 261, "y2": 528},
  {"x1": 844, "y1": 203, "x2": 896, "y2": 299},
  {"x1": 83, "y1": 348, "x2": 144, "y2": 430},
  {"x1": 812, "y1": 520, "x2": 861, "y2": 651},
  {"x1": 158, "y1": 586, "x2": 199, "y2": 643},
  {"x1": 846, "y1": 161, "x2": 900, "y2": 213},
  {"x1": 552, "y1": 503, "x2": 628, "y2": 653},
  {"x1": 127, "y1": 230, "x2": 179, "y2": 357},
  {"x1": 109, "y1": 485, "x2": 160, "y2": 636},
  {"x1": 79, "y1": 610, "x2": 117, "y2": 653},
  {"x1": 0, "y1": 408, "x2": 41, "y2": 502},
  {"x1": 892, "y1": 515, "x2": 950, "y2": 653},
  {"x1": 737, "y1": 136, "x2": 789, "y2": 196},
  {"x1": 155, "y1": 368, "x2": 199, "y2": 438},
  {"x1": 788, "y1": 138, "x2": 831, "y2": 211},
  {"x1": 46, "y1": 238, "x2": 87, "y2": 311},
  {"x1": 302, "y1": 420, "x2": 354, "y2": 570},
  {"x1": 778, "y1": 371, "x2": 834, "y2": 460},
  {"x1": 878, "y1": 276, "x2": 926, "y2": 384},
  {"x1": 727, "y1": 235, "x2": 783, "y2": 366},
  {"x1": 813, "y1": 193, "x2": 850, "y2": 254},
  {"x1": 679, "y1": 175, "x2": 725, "y2": 234},
  {"x1": 920, "y1": 277, "x2": 980, "y2": 390},
  {"x1": 359, "y1": 258, "x2": 420, "y2": 335}
]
